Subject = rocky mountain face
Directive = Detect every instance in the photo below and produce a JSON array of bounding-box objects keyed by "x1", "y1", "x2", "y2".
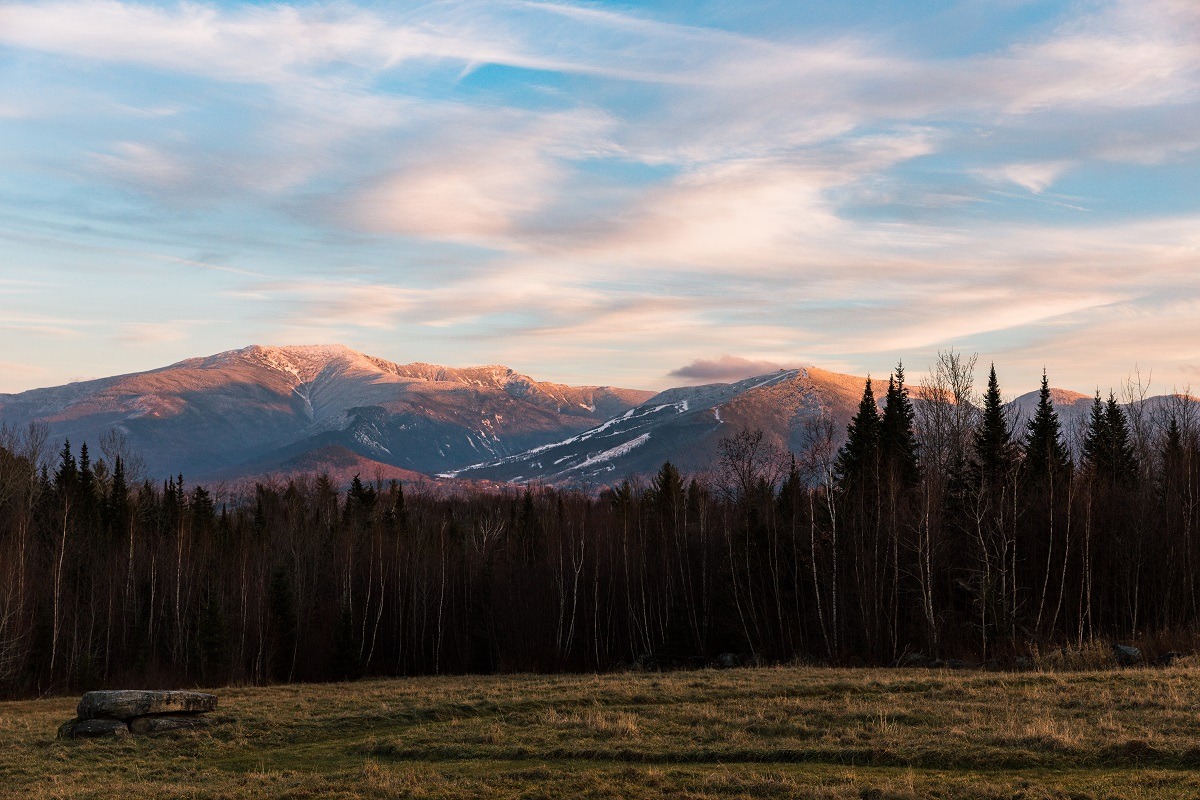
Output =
[
  {"x1": 0, "y1": 345, "x2": 653, "y2": 480},
  {"x1": 10, "y1": 346, "x2": 1187, "y2": 488},
  {"x1": 455, "y1": 375, "x2": 1200, "y2": 487},
  {"x1": 444, "y1": 367, "x2": 870, "y2": 485}
]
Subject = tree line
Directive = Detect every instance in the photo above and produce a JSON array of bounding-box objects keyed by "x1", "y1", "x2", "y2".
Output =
[{"x1": 2, "y1": 353, "x2": 1200, "y2": 696}]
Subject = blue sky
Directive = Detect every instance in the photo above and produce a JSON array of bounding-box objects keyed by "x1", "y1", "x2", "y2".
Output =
[{"x1": 1, "y1": 0, "x2": 1199, "y2": 395}]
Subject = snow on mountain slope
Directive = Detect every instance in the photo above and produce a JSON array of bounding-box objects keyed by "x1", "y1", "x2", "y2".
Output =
[
  {"x1": 12, "y1": 347, "x2": 1180, "y2": 489},
  {"x1": 446, "y1": 368, "x2": 868, "y2": 485},
  {"x1": 0, "y1": 345, "x2": 653, "y2": 480}
]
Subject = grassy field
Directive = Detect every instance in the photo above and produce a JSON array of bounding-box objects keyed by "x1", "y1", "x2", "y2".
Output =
[{"x1": 4, "y1": 666, "x2": 1200, "y2": 798}]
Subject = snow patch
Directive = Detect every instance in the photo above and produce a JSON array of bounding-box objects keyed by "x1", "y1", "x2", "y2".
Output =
[{"x1": 570, "y1": 432, "x2": 651, "y2": 472}]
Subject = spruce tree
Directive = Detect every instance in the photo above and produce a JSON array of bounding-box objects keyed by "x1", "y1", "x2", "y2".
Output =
[
  {"x1": 1161, "y1": 415, "x2": 1185, "y2": 497},
  {"x1": 110, "y1": 455, "x2": 127, "y2": 510},
  {"x1": 973, "y1": 364, "x2": 1014, "y2": 480},
  {"x1": 1104, "y1": 392, "x2": 1137, "y2": 484},
  {"x1": 880, "y1": 364, "x2": 920, "y2": 486},
  {"x1": 835, "y1": 377, "x2": 881, "y2": 488},
  {"x1": 1082, "y1": 391, "x2": 1108, "y2": 473},
  {"x1": 1163, "y1": 416, "x2": 1183, "y2": 470},
  {"x1": 107, "y1": 455, "x2": 129, "y2": 542},
  {"x1": 344, "y1": 473, "x2": 376, "y2": 530},
  {"x1": 78, "y1": 442, "x2": 94, "y2": 502},
  {"x1": 1024, "y1": 370, "x2": 1070, "y2": 482},
  {"x1": 54, "y1": 439, "x2": 76, "y2": 491},
  {"x1": 1083, "y1": 391, "x2": 1138, "y2": 485},
  {"x1": 653, "y1": 461, "x2": 684, "y2": 518}
]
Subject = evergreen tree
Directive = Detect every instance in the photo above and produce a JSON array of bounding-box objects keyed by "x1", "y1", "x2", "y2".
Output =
[
  {"x1": 106, "y1": 455, "x2": 130, "y2": 543},
  {"x1": 343, "y1": 473, "x2": 376, "y2": 530},
  {"x1": 973, "y1": 364, "x2": 1014, "y2": 481},
  {"x1": 54, "y1": 439, "x2": 77, "y2": 491},
  {"x1": 77, "y1": 442, "x2": 94, "y2": 504},
  {"x1": 1083, "y1": 391, "x2": 1138, "y2": 485},
  {"x1": 382, "y1": 479, "x2": 407, "y2": 532},
  {"x1": 1163, "y1": 416, "x2": 1184, "y2": 470},
  {"x1": 835, "y1": 377, "x2": 881, "y2": 487},
  {"x1": 880, "y1": 364, "x2": 920, "y2": 486},
  {"x1": 1161, "y1": 415, "x2": 1186, "y2": 498},
  {"x1": 652, "y1": 461, "x2": 684, "y2": 518},
  {"x1": 1082, "y1": 391, "x2": 1108, "y2": 472},
  {"x1": 1104, "y1": 392, "x2": 1138, "y2": 484},
  {"x1": 1023, "y1": 371, "x2": 1070, "y2": 483},
  {"x1": 509, "y1": 488, "x2": 543, "y2": 564},
  {"x1": 109, "y1": 456, "x2": 128, "y2": 512},
  {"x1": 191, "y1": 485, "x2": 215, "y2": 540}
]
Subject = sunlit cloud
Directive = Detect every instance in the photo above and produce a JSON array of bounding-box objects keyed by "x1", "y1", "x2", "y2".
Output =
[
  {"x1": 345, "y1": 108, "x2": 614, "y2": 245},
  {"x1": 669, "y1": 356, "x2": 806, "y2": 384},
  {"x1": 1, "y1": 0, "x2": 1199, "y2": 395}
]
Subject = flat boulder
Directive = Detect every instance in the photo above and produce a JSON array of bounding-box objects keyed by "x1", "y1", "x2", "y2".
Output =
[
  {"x1": 1111, "y1": 643, "x2": 1143, "y2": 667},
  {"x1": 58, "y1": 718, "x2": 130, "y2": 739},
  {"x1": 78, "y1": 690, "x2": 217, "y2": 721},
  {"x1": 129, "y1": 715, "x2": 212, "y2": 735}
]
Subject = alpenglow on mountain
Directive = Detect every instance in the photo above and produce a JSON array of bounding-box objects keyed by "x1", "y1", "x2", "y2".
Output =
[
  {"x1": 0, "y1": 345, "x2": 879, "y2": 486},
  {"x1": 0, "y1": 345, "x2": 652, "y2": 481},
  {"x1": 8, "y1": 345, "x2": 1167, "y2": 488}
]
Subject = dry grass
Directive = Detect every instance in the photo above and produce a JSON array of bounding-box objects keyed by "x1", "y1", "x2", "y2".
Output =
[{"x1": 4, "y1": 666, "x2": 1200, "y2": 798}]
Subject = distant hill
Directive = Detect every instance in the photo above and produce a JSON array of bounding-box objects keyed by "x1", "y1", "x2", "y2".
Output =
[
  {"x1": 0, "y1": 345, "x2": 652, "y2": 481},
  {"x1": 445, "y1": 367, "x2": 869, "y2": 485},
  {"x1": 6, "y1": 346, "x2": 1194, "y2": 488}
]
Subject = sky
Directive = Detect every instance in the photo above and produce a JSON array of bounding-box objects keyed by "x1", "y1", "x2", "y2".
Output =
[{"x1": 1, "y1": 0, "x2": 1199, "y2": 396}]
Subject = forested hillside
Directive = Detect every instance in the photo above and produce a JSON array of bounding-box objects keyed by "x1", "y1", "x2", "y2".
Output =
[{"x1": 1, "y1": 354, "x2": 1198, "y2": 697}]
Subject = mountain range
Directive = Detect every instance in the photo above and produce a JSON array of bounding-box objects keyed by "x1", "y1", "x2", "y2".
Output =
[
  {"x1": 0, "y1": 345, "x2": 1192, "y2": 488},
  {"x1": 0, "y1": 345, "x2": 650, "y2": 483}
]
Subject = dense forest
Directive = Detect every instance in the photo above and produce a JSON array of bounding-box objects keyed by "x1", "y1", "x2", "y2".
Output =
[{"x1": 2, "y1": 353, "x2": 1200, "y2": 697}]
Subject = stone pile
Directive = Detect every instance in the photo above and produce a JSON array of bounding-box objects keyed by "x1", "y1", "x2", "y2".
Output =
[{"x1": 57, "y1": 690, "x2": 218, "y2": 739}]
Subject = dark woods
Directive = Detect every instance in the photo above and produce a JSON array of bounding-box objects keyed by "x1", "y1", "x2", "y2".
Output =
[{"x1": 2, "y1": 353, "x2": 1200, "y2": 696}]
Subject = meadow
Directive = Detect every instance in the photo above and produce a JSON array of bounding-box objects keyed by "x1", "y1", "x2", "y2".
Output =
[{"x1": 4, "y1": 664, "x2": 1200, "y2": 799}]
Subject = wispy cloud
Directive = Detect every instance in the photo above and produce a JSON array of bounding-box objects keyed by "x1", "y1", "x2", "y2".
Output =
[
  {"x1": 1, "y1": 0, "x2": 1199, "y2": 393},
  {"x1": 976, "y1": 161, "x2": 1075, "y2": 194}
]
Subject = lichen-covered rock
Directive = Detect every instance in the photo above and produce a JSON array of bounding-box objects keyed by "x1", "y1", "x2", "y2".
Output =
[
  {"x1": 77, "y1": 690, "x2": 217, "y2": 721},
  {"x1": 58, "y1": 718, "x2": 130, "y2": 739},
  {"x1": 129, "y1": 715, "x2": 212, "y2": 735}
]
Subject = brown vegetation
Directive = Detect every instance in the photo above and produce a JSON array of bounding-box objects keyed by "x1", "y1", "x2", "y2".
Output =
[
  {"x1": 5, "y1": 667, "x2": 1200, "y2": 798},
  {"x1": 1, "y1": 353, "x2": 1199, "y2": 696}
]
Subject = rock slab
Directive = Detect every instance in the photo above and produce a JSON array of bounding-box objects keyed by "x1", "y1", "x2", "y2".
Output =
[
  {"x1": 77, "y1": 690, "x2": 218, "y2": 721},
  {"x1": 129, "y1": 715, "x2": 212, "y2": 735},
  {"x1": 1111, "y1": 643, "x2": 1143, "y2": 666},
  {"x1": 57, "y1": 718, "x2": 130, "y2": 739}
]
